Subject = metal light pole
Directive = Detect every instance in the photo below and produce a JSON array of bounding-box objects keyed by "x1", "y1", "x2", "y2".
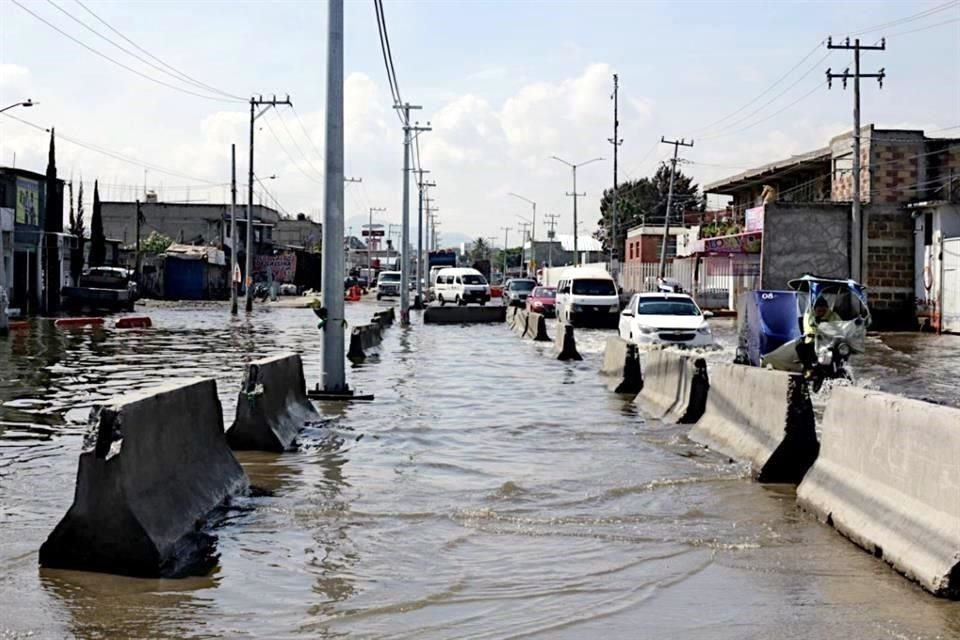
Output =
[
  {"x1": 508, "y1": 192, "x2": 536, "y2": 275},
  {"x1": 0, "y1": 99, "x2": 34, "y2": 114},
  {"x1": 551, "y1": 156, "x2": 603, "y2": 267},
  {"x1": 229, "y1": 144, "x2": 239, "y2": 315},
  {"x1": 0, "y1": 99, "x2": 34, "y2": 336},
  {"x1": 500, "y1": 226, "x2": 511, "y2": 280},
  {"x1": 319, "y1": 0, "x2": 348, "y2": 393}
]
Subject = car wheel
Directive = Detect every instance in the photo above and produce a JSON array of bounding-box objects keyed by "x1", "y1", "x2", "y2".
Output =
[
  {"x1": 456, "y1": 295, "x2": 464, "y2": 306},
  {"x1": 376, "y1": 293, "x2": 382, "y2": 300},
  {"x1": 439, "y1": 294, "x2": 445, "y2": 306}
]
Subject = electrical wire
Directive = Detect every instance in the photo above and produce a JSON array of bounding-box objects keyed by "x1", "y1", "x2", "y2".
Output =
[
  {"x1": 849, "y1": 0, "x2": 959, "y2": 37},
  {"x1": 260, "y1": 115, "x2": 326, "y2": 186},
  {"x1": 374, "y1": 0, "x2": 407, "y2": 125},
  {"x1": 273, "y1": 110, "x2": 326, "y2": 181},
  {"x1": 886, "y1": 16, "x2": 960, "y2": 38},
  {"x1": 46, "y1": 0, "x2": 245, "y2": 101},
  {"x1": 2, "y1": 112, "x2": 224, "y2": 184},
  {"x1": 9, "y1": 0, "x2": 243, "y2": 103},
  {"x1": 254, "y1": 175, "x2": 292, "y2": 217},
  {"x1": 692, "y1": 41, "x2": 828, "y2": 135},
  {"x1": 699, "y1": 83, "x2": 824, "y2": 142}
]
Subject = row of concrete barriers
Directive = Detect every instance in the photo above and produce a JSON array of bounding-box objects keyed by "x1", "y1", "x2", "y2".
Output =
[
  {"x1": 347, "y1": 306, "x2": 396, "y2": 361},
  {"x1": 505, "y1": 307, "x2": 581, "y2": 361},
  {"x1": 601, "y1": 338, "x2": 960, "y2": 599},
  {"x1": 40, "y1": 351, "x2": 323, "y2": 578}
]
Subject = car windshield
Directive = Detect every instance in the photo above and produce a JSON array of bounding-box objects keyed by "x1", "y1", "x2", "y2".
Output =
[
  {"x1": 637, "y1": 298, "x2": 701, "y2": 316},
  {"x1": 380, "y1": 273, "x2": 401, "y2": 282},
  {"x1": 532, "y1": 287, "x2": 556, "y2": 298},
  {"x1": 572, "y1": 279, "x2": 616, "y2": 295},
  {"x1": 511, "y1": 280, "x2": 536, "y2": 291},
  {"x1": 462, "y1": 274, "x2": 486, "y2": 285}
]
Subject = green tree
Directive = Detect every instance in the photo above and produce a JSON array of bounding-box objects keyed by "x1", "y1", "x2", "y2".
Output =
[
  {"x1": 594, "y1": 162, "x2": 702, "y2": 254},
  {"x1": 69, "y1": 179, "x2": 86, "y2": 282},
  {"x1": 89, "y1": 180, "x2": 106, "y2": 266},
  {"x1": 140, "y1": 231, "x2": 174, "y2": 254},
  {"x1": 467, "y1": 237, "x2": 490, "y2": 263}
]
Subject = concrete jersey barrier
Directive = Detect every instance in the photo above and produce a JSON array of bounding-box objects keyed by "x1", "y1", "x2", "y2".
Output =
[
  {"x1": 39, "y1": 378, "x2": 249, "y2": 577},
  {"x1": 600, "y1": 336, "x2": 642, "y2": 394},
  {"x1": 524, "y1": 311, "x2": 550, "y2": 342},
  {"x1": 689, "y1": 363, "x2": 817, "y2": 484},
  {"x1": 226, "y1": 353, "x2": 321, "y2": 452},
  {"x1": 797, "y1": 387, "x2": 960, "y2": 598},
  {"x1": 347, "y1": 323, "x2": 383, "y2": 361},
  {"x1": 511, "y1": 308, "x2": 529, "y2": 336},
  {"x1": 553, "y1": 322, "x2": 582, "y2": 361},
  {"x1": 423, "y1": 306, "x2": 506, "y2": 324},
  {"x1": 636, "y1": 350, "x2": 707, "y2": 423}
]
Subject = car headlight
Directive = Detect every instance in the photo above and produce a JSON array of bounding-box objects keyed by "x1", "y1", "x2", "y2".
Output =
[
  {"x1": 609, "y1": 304, "x2": 619, "y2": 313},
  {"x1": 697, "y1": 324, "x2": 712, "y2": 334},
  {"x1": 573, "y1": 304, "x2": 583, "y2": 312},
  {"x1": 638, "y1": 325, "x2": 656, "y2": 334},
  {"x1": 837, "y1": 342, "x2": 851, "y2": 356}
]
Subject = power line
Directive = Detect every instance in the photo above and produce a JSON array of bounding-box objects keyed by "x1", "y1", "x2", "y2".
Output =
[
  {"x1": 886, "y1": 16, "x2": 960, "y2": 38},
  {"x1": 273, "y1": 109, "x2": 326, "y2": 182},
  {"x1": 2, "y1": 112, "x2": 223, "y2": 184},
  {"x1": 700, "y1": 83, "x2": 824, "y2": 141},
  {"x1": 700, "y1": 51, "x2": 832, "y2": 140},
  {"x1": 692, "y1": 41, "x2": 828, "y2": 135},
  {"x1": 260, "y1": 114, "x2": 325, "y2": 186},
  {"x1": 46, "y1": 0, "x2": 244, "y2": 101},
  {"x1": 9, "y1": 0, "x2": 243, "y2": 103},
  {"x1": 849, "y1": 0, "x2": 959, "y2": 37},
  {"x1": 374, "y1": 0, "x2": 406, "y2": 125}
]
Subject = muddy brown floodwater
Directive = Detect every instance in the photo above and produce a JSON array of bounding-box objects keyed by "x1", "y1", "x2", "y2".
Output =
[{"x1": 1, "y1": 301, "x2": 958, "y2": 639}]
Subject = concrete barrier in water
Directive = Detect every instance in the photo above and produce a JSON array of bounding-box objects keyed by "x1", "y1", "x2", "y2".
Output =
[
  {"x1": 373, "y1": 307, "x2": 395, "y2": 327},
  {"x1": 226, "y1": 353, "x2": 320, "y2": 452},
  {"x1": 797, "y1": 387, "x2": 960, "y2": 598},
  {"x1": 347, "y1": 323, "x2": 383, "y2": 361},
  {"x1": 635, "y1": 350, "x2": 707, "y2": 423},
  {"x1": 689, "y1": 363, "x2": 817, "y2": 483},
  {"x1": 600, "y1": 336, "x2": 642, "y2": 394},
  {"x1": 39, "y1": 378, "x2": 249, "y2": 578},
  {"x1": 553, "y1": 322, "x2": 582, "y2": 361},
  {"x1": 524, "y1": 311, "x2": 550, "y2": 342},
  {"x1": 510, "y1": 308, "x2": 528, "y2": 336},
  {"x1": 423, "y1": 306, "x2": 506, "y2": 324}
]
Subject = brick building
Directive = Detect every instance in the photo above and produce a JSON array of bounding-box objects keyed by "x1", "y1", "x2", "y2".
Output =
[{"x1": 705, "y1": 125, "x2": 960, "y2": 328}]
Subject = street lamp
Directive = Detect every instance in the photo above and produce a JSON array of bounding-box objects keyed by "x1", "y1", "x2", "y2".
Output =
[
  {"x1": 0, "y1": 99, "x2": 34, "y2": 114},
  {"x1": 550, "y1": 155, "x2": 604, "y2": 266},
  {"x1": 507, "y1": 192, "x2": 536, "y2": 276}
]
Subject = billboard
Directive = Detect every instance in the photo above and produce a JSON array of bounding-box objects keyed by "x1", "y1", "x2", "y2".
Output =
[
  {"x1": 15, "y1": 177, "x2": 40, "y2": 226},
  {"x1": 255, "y1": 254, "x2": 297, "y2": 282},
  {"x1": 745, "y1": 205, "x2": 765, "y2": 232}
]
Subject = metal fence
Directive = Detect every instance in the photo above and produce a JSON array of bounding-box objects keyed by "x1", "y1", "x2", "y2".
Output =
[{"x1": 620, "y1": 256, "x2": 761, "y2": 310}]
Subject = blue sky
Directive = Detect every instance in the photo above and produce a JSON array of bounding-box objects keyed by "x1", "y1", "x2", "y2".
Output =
[{"x1": 1, "y1": 0, "x2": 958, "y2": 247}]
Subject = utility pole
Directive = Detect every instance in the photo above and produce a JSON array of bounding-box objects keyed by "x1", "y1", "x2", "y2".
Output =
[
  {"x1": 395, "y1": 103, "x2": 430, "y2": 326},
  {"x1": 246, "y1": 93, "x2": 292, "y2": 312},
  {"x1": 415, "y1": 171, "x2": 435, "y2": 309},
  {"x1": 366, "y1": 207, "x2": 386, "y2": 278},
  {"x1": 827, "y1": 36, "x2": 886, "y2": 282},
  {"x1": 657, "y1": 136, "x2": 694, "y2": 279},
  {"x1": 518, "y1": 221, "x2": 531, "y2": 276},
  {"x1": 608, "y1": 73, "x2": 623, "y2": 276},
  {"x1": 551, "y1": 155, "x2": 604, "y2": 266},
  {"x1": 544, "y1": 213, "x2": 560, "y2": 268},
  {"x1": 134, "y1": 199, "x2": 142, "y2": 279},
  {"x1": 424, "y1": 195, "x2": 436, "y2": 250},
  {"x1": 508, "y1": 193, "x2": 536, "y2": 275},
  {"x1": 500, "y1": 226, "x2": 511, "y2": 279},
  {"x1": 230, "y1": 143, "x2": 238, "y2": 315}
]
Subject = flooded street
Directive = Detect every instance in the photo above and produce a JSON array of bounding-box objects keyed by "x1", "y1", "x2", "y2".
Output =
[{"x1": 1, "y1": 302, "x2": 959, "y2": 639}]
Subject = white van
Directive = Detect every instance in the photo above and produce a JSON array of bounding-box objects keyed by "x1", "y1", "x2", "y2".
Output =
[
  {"x1": 555, "y1": 267, "x2": 620, "y2": 327},
  {"x1": 434, "y1": 267, "x2": 490, "y2": 306}
]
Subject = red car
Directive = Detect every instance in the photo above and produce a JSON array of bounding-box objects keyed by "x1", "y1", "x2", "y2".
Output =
[{"x1": 526, "y1": 286, "x2": 557, "y2": 317}]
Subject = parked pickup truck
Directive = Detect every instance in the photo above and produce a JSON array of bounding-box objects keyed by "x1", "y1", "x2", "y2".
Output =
[{"x1": 62, "y1": 267, "x2": 139, "y2": 312}]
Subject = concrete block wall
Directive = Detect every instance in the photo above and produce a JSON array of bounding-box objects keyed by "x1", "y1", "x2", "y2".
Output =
[
  {"x1": 760, "y1": 202, "x2": 849, "y2": 289},
  {"x1": 866, "y1": 206, "x2": 916, "y2": 328}
]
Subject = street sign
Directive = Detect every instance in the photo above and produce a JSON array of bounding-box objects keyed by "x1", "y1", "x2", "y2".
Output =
[{"x1": 362, "y1": 229, "x2": 386, "y2": 237}]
